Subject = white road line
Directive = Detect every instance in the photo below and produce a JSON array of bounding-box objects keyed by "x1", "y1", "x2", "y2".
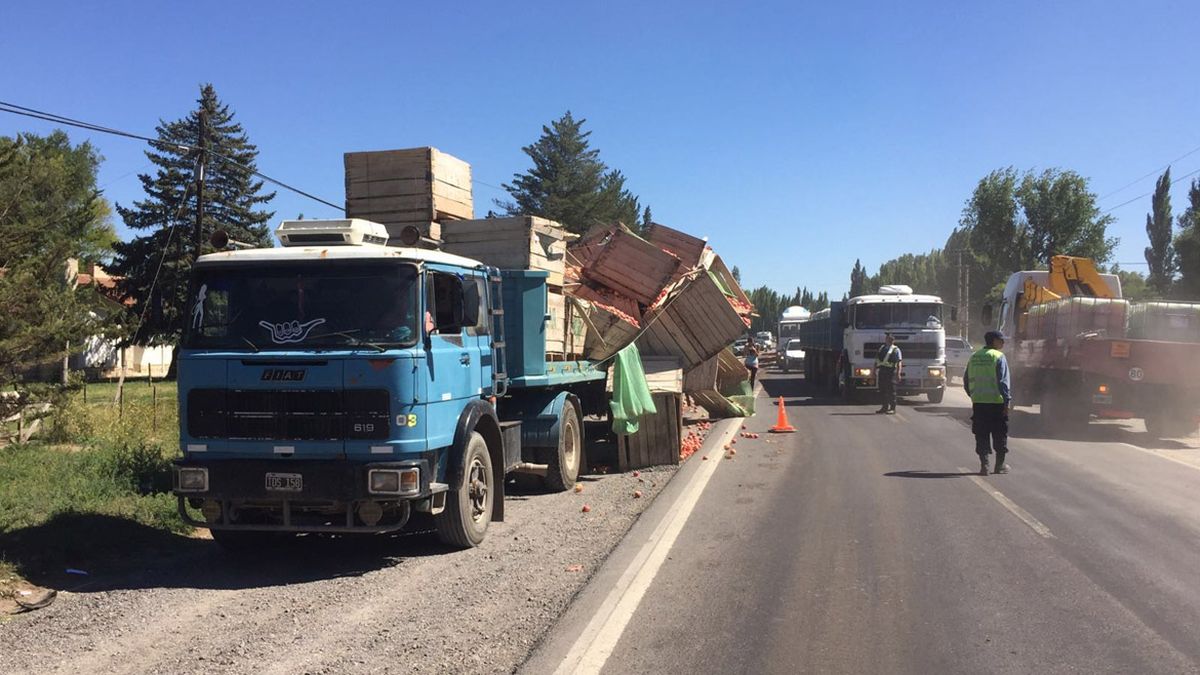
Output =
[
  {"x1": 1117, "y1": 442, "x2": 1200, "y2": 472},
  {"x1": 555, "y1": 418, "x2": 744, "y2": 675},
  {"x1": 959, "y1": 467, "x2": 1055, "y2": 539}
]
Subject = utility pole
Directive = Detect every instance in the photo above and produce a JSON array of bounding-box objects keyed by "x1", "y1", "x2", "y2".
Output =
[
  {"x1": 956, "y1": 250, "x2": 964, "y2": 339},
  {"x1": 964, "y1": 256, "x2": 970, "y2": 339},
  {"x1": 194, "y1": 108, "x2": 207, "y2": 258}
]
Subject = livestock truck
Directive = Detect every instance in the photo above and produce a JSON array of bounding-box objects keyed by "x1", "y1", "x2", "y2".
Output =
[
  {"x1": 795, "y1": 286, "x2": 947, "y2": 403},
  {"x1": 987, "y1": 256, "x2": 1200, "y2": 437},
  {"x1": 172, "y1": 219, "x2": 608, "y2": 549}
]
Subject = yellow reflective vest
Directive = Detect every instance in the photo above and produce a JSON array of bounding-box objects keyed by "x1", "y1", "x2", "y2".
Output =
[{"x1": 967, "y1": 348, "x2": 1005, "y2": 404}]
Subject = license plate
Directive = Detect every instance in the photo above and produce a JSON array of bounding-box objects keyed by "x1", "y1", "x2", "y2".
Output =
[{"x1": 265, "y1": 472, "x2": 302, "y2": 492}]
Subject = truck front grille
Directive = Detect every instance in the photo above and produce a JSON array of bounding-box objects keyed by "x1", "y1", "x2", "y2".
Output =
[{"x1": 188, "y1": 389, "x2": 390, "y2": 441}]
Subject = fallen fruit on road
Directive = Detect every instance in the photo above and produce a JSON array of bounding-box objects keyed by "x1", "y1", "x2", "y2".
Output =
[
  {"x1": 633, "y1": 490, "x2": 643, "y2": 498},
  {"x1": 581, "y1": 504, "x2": 591, "y2": 513},
  {"x1": 573, "y1": 483, "x2": 583, "y2": 493}
]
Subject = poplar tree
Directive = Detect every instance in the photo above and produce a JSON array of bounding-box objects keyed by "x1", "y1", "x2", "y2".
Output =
[{"x1": 1144, "y1": 167, "x2": 1174, "y2": 296}]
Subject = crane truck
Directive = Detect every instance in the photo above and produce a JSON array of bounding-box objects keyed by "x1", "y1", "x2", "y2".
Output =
[
  {"x1": 172, "y1": 219, "x2": 609, "y2": 549},
  {"x1": 987, "y1": 255, "x2": 1200, "y2": 437}
]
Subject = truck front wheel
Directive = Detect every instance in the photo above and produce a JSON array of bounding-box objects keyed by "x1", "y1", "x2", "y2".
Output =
[
  {"x1": 927, "y1": 388, "x2": 945, "y2": 404},
  {"x1": 544, "y1": 401, "x2": 582, "y2": 492},
  {"x1": 435, "y1": 431, "x2": 493, "y2": 548}
]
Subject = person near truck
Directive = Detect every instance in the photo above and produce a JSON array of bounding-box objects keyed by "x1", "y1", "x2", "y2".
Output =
[
  {"x1": 875, "y1": 333, "x2": 902, "y2": 414},
  {"x1": 744, "y1": 341, "x2": 760, "y2": 387},
  {"x1": 964, "y1": 330, "x2": 1012, "y2": 475}
]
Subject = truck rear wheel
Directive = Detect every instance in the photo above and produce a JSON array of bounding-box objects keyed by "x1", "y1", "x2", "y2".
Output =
[
  {"x1": 435, "y1": 431, "x2": 493, "y2": 548},
  {"x1": 927, "y1": 388, "x2": 944, "y2": 404},
  {"x1": 544, "y1": 401, "x2": 582, "y2": 492}
]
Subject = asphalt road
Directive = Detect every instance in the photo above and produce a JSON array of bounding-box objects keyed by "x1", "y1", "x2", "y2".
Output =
[{"x1": 527, "y1": 371, "x2": 1200, "y2": 674}]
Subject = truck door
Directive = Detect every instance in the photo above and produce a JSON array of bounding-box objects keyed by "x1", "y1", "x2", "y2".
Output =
[
  {"x1": 462, "y1": 272, "x2": 491, "y2": 395},
  {"x1": 424, "y1": 269, "x2": 475, "y2": 450}
]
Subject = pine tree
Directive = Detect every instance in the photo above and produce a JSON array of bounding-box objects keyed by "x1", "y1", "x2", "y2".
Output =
[
  {"x1": 641, "y1": 205, "x2": 653, "y2": 230},
  {"x1": 730, "y1": 265, "x2": 742, "y2": 284},
  {"x1": 500, "y1": 111, "x2": 641, "y2": 234},
  {"x1": 1144, "y1": 167, "x2": 1174, "y2": 296},
  {"x1": 109, "y1": 84, "x2": 274, "y2": 367}
]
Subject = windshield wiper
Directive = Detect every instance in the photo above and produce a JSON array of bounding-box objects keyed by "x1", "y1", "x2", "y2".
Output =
[
  {"x1": 241, "y1": 336, "x2": 260, "y2": 353},
  {"x1": 317, "y1": 330, "x2": 387, "y2": 353}
]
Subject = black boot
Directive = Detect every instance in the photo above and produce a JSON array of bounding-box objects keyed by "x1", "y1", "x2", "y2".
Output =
[
  {"x1": 979, "y1": 455, "x2": 989, "y2": 476},
  {"x1": 994, "y1": 452, "x2": 1008, "y2": 474}
]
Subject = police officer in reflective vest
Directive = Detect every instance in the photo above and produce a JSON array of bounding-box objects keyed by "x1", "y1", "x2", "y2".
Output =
[
  {"x1": 875, "y1": 333, "x2": 902, "y2": 414},
  {"x1": 964, "y1": 330, "x2": 1012, "y2": 475}
]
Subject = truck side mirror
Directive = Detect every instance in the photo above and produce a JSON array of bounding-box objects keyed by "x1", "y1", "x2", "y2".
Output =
[{"x1": 981, "y1": 304, "x2": 993, "y2": 326}]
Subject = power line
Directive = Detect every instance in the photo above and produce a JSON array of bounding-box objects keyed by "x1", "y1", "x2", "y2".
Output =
[
  {"x1": 0, "y1": 100, "x2": 344, "y2": 212},
  {"x1": 1102, "y1": 166, "x2": 1200, "y2": 215},
  {"x1": 1099, "y1": 142, "x2": 1200, "y2": 202}
]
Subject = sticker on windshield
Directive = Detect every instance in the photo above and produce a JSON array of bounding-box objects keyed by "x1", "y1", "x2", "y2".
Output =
[
  {"x1": 259, "y1": 318, "x2": 327, "y2": 344},
  {"x1": 191, "y1": 284, "x2": 207, "y2": 330}
]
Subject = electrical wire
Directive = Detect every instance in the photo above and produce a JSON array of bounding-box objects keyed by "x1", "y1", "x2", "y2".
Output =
[
  {"x1": 1102, "y1": 165, "x2": 1200, "y2": 215},
  {"x1": 1099, "y1": 143, "x2": 1200, "y2": 201},
  {"x1": 0, "y1": 100, "x2": 344, "y2": 212}
]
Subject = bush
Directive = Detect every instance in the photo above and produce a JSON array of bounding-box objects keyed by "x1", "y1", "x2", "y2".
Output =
[{"x1": 100, "y1": 440, "x2": 174, "y2": 495}]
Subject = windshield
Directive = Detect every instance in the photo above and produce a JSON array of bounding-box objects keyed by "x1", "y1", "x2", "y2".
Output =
[
  {"x1": 853, "y1": 302, "x2": 943, "y2": 329},
  {"x1": 786, "y1": 340, "x2": 803, "y2": 350},
  {"x1": 184, "y1": 261, "x2": 420, "y2": 350}
]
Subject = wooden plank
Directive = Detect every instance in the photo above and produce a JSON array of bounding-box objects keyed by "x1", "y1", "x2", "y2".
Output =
[{"x1": 644, "y1": 222, "x2": 707, "y2": 270}]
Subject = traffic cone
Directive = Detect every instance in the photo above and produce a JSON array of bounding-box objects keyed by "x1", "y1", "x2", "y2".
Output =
[{"x1": 770, "y1": 396, "x2": 796, "y2": 433}]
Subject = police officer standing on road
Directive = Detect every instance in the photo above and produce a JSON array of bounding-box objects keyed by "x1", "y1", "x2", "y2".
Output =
[
  {"x1": 875, "y1": 333, "x2": 902, "y2": 414},
  {"x1": 964, "y1": 330, "x2": 1012, "y2": 475}
]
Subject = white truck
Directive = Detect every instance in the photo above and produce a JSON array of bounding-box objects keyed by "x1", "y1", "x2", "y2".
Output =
[{"x1": 797, "y1": 286, "x2": 947, "y2": 403}]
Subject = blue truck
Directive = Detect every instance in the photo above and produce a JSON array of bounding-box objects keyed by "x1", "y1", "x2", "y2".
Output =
[{"x1": 173, "y1": 219, "x2": 610, "y2": 549}]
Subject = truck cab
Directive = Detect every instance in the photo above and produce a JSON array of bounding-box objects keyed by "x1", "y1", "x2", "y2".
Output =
[
  {"x1": 841, "y1": 286, "x2": 947, "y2": 403},
  {"x1": 173, "y1": 219, "x2": 605, "y2": 549}
]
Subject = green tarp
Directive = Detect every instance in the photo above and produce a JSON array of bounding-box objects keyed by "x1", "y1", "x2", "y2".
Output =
[{"x1": 610, "y1": 343, "x2": 657, "y2": 435}]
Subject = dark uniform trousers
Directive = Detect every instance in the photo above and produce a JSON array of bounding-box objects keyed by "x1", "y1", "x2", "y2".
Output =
[
  {"x1": 971, "y1": 402, "x2": 1008, "y2": 457},
  {"x1": 878, "y1": 366, "x2": 897, "y2": 411}
]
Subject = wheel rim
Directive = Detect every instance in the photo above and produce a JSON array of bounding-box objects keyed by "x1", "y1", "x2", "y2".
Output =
[
  {"x1": 467, "y1": 457, "x2": 490, "y2": 523},
  {"x1": 563, "y1": 418, "x2": 579, "y2": 474}
]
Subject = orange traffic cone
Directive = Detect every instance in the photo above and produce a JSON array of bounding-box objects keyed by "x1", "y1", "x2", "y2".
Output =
[{"x1": 770, "y1": 396, "x2": 796, "y2": 433}]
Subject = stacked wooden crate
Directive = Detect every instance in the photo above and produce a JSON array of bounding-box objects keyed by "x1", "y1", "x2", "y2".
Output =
[
  {"x1": 578, "y1": 225, "x2": 681, "y2": 305},
  {"x1": 441, "y1": 216, "x2": 569, "y2": 286},
  {"x1": 343, "y1": 147, "x2": 473, "y2": 242},
  {"x1": 442, "y1": 216, "x2": 587, "y2": 360}
]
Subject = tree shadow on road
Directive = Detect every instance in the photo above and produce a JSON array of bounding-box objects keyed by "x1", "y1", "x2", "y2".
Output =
[
  {"x1": 884, "y1": 470, "x2": 977, "y2": 478},
  {"x1": 0, "y1": 512, "x2": 455, "y2": 595},
  {"x1": 911, "y1": 405, "x2": 1197, "y2": 451}
]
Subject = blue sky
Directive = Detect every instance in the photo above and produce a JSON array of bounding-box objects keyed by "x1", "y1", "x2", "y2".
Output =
[{"x1": 3, "y1": 1, "x2": 1198, "y2": 298}]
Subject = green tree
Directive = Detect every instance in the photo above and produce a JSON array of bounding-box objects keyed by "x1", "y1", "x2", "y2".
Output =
[
  {"x1": 500, "y1": 111, "x2": 641, "y2": 234},
  {"x1": 849, "y1": 259, "x2": 868, "y2": 297},
  {"x1": 1144, "y1": 168, "x2": 1174, "y2": 295},
  {"x1": 0, "y1": 131, "x2": 119, "y2": 414},
  {"x1": 1173, "y1": 179, "x2": 1200, "y2": 298},
  {"x1": 108, "y1": 84, "x2": 274, "y2": 367},
  {"x1": 730, "y1": 265, "x2": 742, "y2": 284},
  {"x1": 641, "y1": 205, "x2": 653, "y2": 231},
  {"x1": 1109, "y1": 264, "x2": 1151, "y2": 302},
  {"x1": 962, "y1": 167, "x2": 1116, "y2": 272}
]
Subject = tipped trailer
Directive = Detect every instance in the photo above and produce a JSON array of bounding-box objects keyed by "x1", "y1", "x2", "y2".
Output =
[{"x1": 173, "y1": 219, "x2": 609, "y2": 549}]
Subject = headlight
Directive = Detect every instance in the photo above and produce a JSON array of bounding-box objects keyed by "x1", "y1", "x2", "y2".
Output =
[
  {"x1": 177, "y1": 467, "x2": 209, "y2": 492},
  {"x1": 369, "y1": 468, "x2": 420, "y2": 495},
  {"x1": 854, "y1": 367, "x2": 873, "y2": 377},
  {"x1": 928, "y1": 367, "x2": 943, "y2": 378}
]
